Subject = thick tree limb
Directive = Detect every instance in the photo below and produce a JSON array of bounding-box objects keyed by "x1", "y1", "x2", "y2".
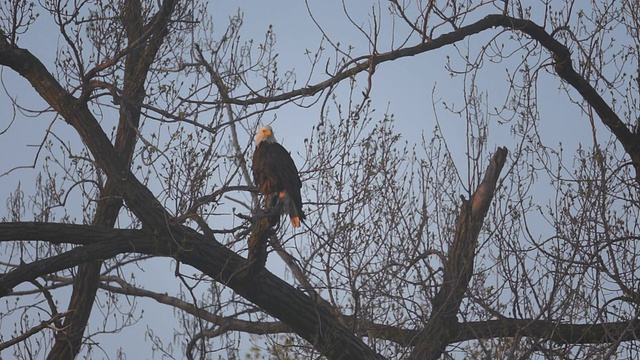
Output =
[
  {"x1": 0, "y1": 222, "x2": 141, "y2": 245},
  {"x1": 0, "y1": 223, "x2": 383, "y2": 359},
  {"x1": 410, "y1": 147, "x2": 508, "y2": 359},
  {"x1": 0, "y1": 32, "x2": 171, "y2": 232},
  {"x1": 358, "y1": 317, "x2": 640, "y2": 347},
  {"x1": 3, "y1": 222, "x2": 640, "y2": 352},
  {"x1": 457, "y1": 318, "x2": 640, "y2": 345},
  {"x1": 0, "y1": 239, "x2": 137, "y2": 295}
]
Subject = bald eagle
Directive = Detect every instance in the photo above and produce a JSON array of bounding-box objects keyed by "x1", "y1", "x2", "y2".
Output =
[{"x1": 252, "y1": 125, "x2": 306, "y2": 228}]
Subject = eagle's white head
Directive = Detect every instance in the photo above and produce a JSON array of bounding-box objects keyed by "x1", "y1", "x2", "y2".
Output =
[{"x1": 256, "y1": 125, "x2": 277, "y2": 145}]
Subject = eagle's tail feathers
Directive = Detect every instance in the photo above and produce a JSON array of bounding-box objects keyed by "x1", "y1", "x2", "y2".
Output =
[{"x1": 279, "y1": 192, "x2": 304, "y2": 228}]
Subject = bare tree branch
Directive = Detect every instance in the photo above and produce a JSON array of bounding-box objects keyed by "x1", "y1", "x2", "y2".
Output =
[
  {"x1": 224, "y1": 14, "x2": 640, "y2": 183},
  {"x1": 99, "y1": 275, "x2": 290, "y2": 335},
  {"x1": 410, "y1": 147, "x2": 508, "y2": 359},
  {"x1": 0, "y1": 311, "x2": 72, "y2": 351}
]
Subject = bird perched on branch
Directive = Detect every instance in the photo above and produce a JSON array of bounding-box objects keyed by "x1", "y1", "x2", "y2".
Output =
[{"x1": 252, "y1": 125, "x2": 306, "y2": 228}]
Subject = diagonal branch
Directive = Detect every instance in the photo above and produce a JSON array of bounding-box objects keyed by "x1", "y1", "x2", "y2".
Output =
[
  {"x1": 410, "y1": 147, "x2": 508, "y2": 359},
  {"x1": 489, "y1": 16, "x2": 640, "y2": 184}
]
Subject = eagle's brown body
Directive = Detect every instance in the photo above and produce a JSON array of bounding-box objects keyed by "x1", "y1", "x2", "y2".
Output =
[{"x1": 252, "y1": 126, "x2": 305, "y2": 227}]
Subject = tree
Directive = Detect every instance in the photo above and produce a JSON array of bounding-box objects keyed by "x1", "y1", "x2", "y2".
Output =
[{"x1": 1, "y1": 0, "x2": 640, "y2": 358}]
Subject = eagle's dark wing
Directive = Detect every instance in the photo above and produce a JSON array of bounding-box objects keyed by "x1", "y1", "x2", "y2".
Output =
[{"x1": 271, "y1": 143, "x2": 304, "y2": 223}]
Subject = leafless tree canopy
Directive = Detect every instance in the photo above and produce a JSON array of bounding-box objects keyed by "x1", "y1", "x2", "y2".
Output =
[{"x1": 1, "y1": 0, "x2": 640, "y2": 359}]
